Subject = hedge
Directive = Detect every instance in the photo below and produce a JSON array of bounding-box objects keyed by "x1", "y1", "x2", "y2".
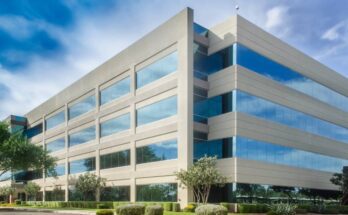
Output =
[
  {"x1": 116, "y1": 204, "x2": 145, "y2": 215},
  {"x1": 96, "y1": 209, "x2": 114, "y2": 215},
  {"x1": 195, "y1": 204, "x2": 228, "y2": 215},
  {"x1": 145, "y1": 205, "x2": 164, "y2": 215},
  {"x1": 237, "y1": 204, "x2": 269, "y2": 213}
]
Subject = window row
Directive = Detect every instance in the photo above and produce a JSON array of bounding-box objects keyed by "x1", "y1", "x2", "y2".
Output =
[
  {"x1": 194, "y1": 136, "x2": 348, "y2": 173},
  {"x1": 194, "y1": 90, "x2": 348, "y2": 144},
  {"x1": 46, "y1": 96, "x2": 177, "y2": 152},
  {"x1": 45, "y1": 51, "x2": 178, "y2": 131}
]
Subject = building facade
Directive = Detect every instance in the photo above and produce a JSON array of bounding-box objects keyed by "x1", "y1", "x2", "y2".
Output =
[{"x1": 1, "y1": 8, "x2": 348, "y2": 205}]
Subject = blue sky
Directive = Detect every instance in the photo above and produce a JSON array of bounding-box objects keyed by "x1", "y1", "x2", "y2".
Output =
[{"x1": 0, "y1": 0, "x2": 347, "y2": 119}]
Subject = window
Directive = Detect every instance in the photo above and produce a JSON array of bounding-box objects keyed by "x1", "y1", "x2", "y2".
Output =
[
  {"x1": 69, "y1": 157, "x2": 96, "y2": 174},
  {"x1": 100, "y1": 113, "x2": 130, "y2": 137},
  {"x1": 100, "y1": 149, "x2": 130, "y2": 169},
  {"x1": 47, "y1": 163, "x2": 65, "y2": 177},
  {"x1": 136, "y1": 51, "x2": 178, "y2": 88},
  {"x1": 194, "y1": 138, "x2": 233, "y2": 160},
  {"x1": 100, "y1": 77, "x2": 130, "y2": 105},
  {"x1": 46, "y1": 111, "x2": 65, "y2": 130},
  {"x1": 137, "y1": 96, "x2": 177, "y2": 126},
  {"x1": 236, "y1": 90, "x2": 348, "y2": 144},
  {"x1": 136, "y1": 183, "x2": 177, "y2": 202},
  {"x1": 100, "y1": 186, "x2": 130, "y2": 201},
  {"x1": 136, "y1": 139, "x2": 177, "y2": 164},
  {"x1": 23, "y1": 123, "x2": 43, "y2": 139},
  {"x1": 45, "y1": 189, "x2": 65, "y2": 201},
  {"x1": 46, "y1": 138, "x2": 65, "y2": 153},
  {"x1": 69, "y1": 126, "x2": 95, "y2": 147},
  {"x1": 68, "y1": 95, "x2": 96, "y2": 120}
]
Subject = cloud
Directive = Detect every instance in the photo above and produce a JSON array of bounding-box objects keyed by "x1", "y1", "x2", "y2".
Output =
[
  {"x1": 321, "y1": 21, "x2": 347, "y2": 41},
  {"x1": 265, "y1": 6, "x2": 289, "y2": 29}
]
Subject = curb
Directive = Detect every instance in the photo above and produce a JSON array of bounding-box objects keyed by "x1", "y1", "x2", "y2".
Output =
[{"x1": 0, "y1": 207, "x2": 95, "y2": 214}]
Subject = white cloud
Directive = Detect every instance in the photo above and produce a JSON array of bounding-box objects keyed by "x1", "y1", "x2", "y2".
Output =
[
  {"x1": 265, "y1": 6, "x2": 288, "y2": 29},
  {"x1": 321, "y1": 21, "x2": 347, "y2": 41}
]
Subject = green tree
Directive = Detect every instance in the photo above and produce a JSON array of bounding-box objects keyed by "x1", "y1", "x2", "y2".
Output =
[
  {"x1": 0, "y1": 186, "x2": 15, "y2": 202},
  {"x1": 175, "y1": 156, "x2": 227, "y2": 204},
  {"x1": 331, "y1": 166, "x2": 348, "y2": 205},
  {"x1": 0, "y1": 122, "x2": 57, "y2": 177},
  {"x1": 73, "y1": 172, "x2": 106, "y2": 201},
  {"x1": 24, "y1": 182, "x2": 41, "y2": 201}
]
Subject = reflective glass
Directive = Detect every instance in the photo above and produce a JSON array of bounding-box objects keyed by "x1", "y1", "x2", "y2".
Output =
[
  {"x1": 46, "y1": 111, "x2": 65, "y2": 130},
  {"x1": 137, "y1": 96, "x2": 177, "y2": 126},
  {"x1": 136, "y1": 139, "x2": 177, "y2": 164},
  {"x1": 24, "y1": 123, "x2": 42, "y2": 139},
  {"x1": 0, "y1": 172, "x2": 11, "y2": 182},
  {"x1": 68, "y1": 95, "x2": 96, "y2": 120},
  {"x1": 47, "y1": 163, "x2": 65, "y2": 177},
  {"x1": 46, "y1": 138, "x2": 65, "y2": 153},
  {"x1": 194, "y1": 138, "x2": 233, "y2": 160},
  {"x1": 136, "y1": 51, "x2": 178, "y2": 88},
  {"x1": 100, "y1": 113, "x2": 130, "y2": 137},
  {"x1": 136, "y1": 183, "x2": 177, "y2": 202},
  {"x1": 69, "y1": 157, "x2": 96, "y2": 174},
  {"x1": 194, "y1": 23, "x2": 208, "y2": 37},
  {"x1": 236, "y1": 44, "x2": 348, "y2": 112},
  {"x1": 236, "y1": 136, "x2": 348, "y2": 173},
  {"x1": 100, "y1": 77, "x2": 130, "y2": 105},
  {"x1": 69, "y1": 126, "x2": 95, "y2": 147},
  {"x1": 100, "y1": 149, "x2": 130, "y2": 169},
  {"x1": 237, "y1": 90, "x2": 348, "y2": 144},
  {"x1": 100, "y1": 186, "x2": 130, "y2": 201}
]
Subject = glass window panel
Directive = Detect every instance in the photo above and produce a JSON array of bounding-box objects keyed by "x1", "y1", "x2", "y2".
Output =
[
  {"x1": 46, "y1": 111, "x2": 65, "y2": 130},
  {"x1": 100, "y1": 149, "x2": 130, "y2": 170},
  {"x1": 194, "y1": 138, "x2": 233, "y2": 160},
  {"x1": 137, "y1": 96, "x2": 177, "y2": 126},
  {"x1": 236, "y1": 43, "x2": 348, "y2": 113},
  {"x1": 100, "y1": 77, "x2": 130, "y2": 105},
  {"x1": 68, "y1": 95, "x2": 96, "y2": 120},
  {"x1": 23, "y1": 123, "x2": 43, "y2": 139},
  {"x1": 100, "y1": 113, "x2": 130, "y2": 137},
  {"x1": 100, "y1": 186, "x2": 130, "y2": 201},
  {"x1": 136, "y1": 183, "x2": 177, "y2": 202},
  {"x1": 136, "y1": 51, "x2": 178, "y2": 88},
  {"x1": 136, "y1": 139, "x2": 177, "y2": 164},
  {"x1": 46, "y1": 138, "x2": 65, "y2": 153},
  {"x1": 236, "y1": 90, "x2": 348, "y2": 144},
  {"x1": 69, "y1": 126, "x2": 95, "y2": 147},
  {"x1": 47, "y1": 164, "x2": 65, "y2": 177},
  {"x1": 69, "y1": 157, "x2": 96, "y2": 174}
]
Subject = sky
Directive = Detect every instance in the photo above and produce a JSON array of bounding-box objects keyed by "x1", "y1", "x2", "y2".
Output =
[{"x1": 0, "y1": 0, "x2": 348, "y2": 119}]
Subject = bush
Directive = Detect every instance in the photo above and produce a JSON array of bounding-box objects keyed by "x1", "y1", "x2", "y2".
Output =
[
  {"x1": 15, "y1": 200, "x2": 21, "y2": 205},
  {"x1": 267, "y1": 204, "x2": 297, "y2": 215},
  {"x1": 195, "y1": 204, "x2": 228, "y2": 215},
  {"x1": 145, "y1": 205, "x2": 164, "y2": 215},
  {"x1": 238, "y1": 204, "x2": 269, "y2": 213},
  {"x1": 295, "y1": 208, "x2": 307, "y2": 214},
  {"x1": 113, "y1": 202, "x2": 130, "y2": 209},
  {"x1": 172, "y1": 203, "x2": 180, "y2": 212},
  {"x1": 96, "y1": 209, "x2": 114, "y2": 215},
  {"x1": 97, "y1": 204, "x2": 110, "y2": 209},
  {"x1": 116, "y1": 204, "x2": 145, "y2": 215},
  {"x1": 183, "y1": 203, "x2": 196, "y2": 212},
  {"x1": 339, "y1": 205, "x2": 348, "y2": 214},
  {"x1": 220, "y1": 202, "x2": 234, "y2": 212},
  {"x1": 162, "y1": 202, "x2": 172, "y2": 211}
]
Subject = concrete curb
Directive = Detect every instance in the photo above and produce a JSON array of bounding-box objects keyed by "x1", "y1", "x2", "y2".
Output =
[{"x1": 0, "y1": 207, "x2": 95, "y2": 214}]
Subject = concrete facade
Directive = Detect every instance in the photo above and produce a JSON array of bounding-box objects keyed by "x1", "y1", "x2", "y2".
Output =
[{"x1": 2, "y1": 8, "x2": 348, "y2": 205}]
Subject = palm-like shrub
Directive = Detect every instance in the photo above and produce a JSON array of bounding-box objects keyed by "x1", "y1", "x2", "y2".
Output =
[{"x1": 267, "y1": 204, "x2": 297, "y2": 215}]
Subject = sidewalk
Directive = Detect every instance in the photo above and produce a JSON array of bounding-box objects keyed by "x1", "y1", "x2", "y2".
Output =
[{"x1": 0, "y1": 207, "x2": 96, "y2": 215}]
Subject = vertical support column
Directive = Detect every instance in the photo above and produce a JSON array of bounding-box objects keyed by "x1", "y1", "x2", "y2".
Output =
[
  {"x1": 177, "y1": 8, "x2": 194, "y2": 208},
  {"x1": 129, "y1": 64, "x2": 137, "y2": 203},
  {"x1": 42, "y1": 116, "x2": 46, "y2": 202},
  {"x1": 95, "y1": 86, "x2": 101, "y2": 201},
  {"x1": 64, "y1": 104, "x2": 69, "y2": 202}
]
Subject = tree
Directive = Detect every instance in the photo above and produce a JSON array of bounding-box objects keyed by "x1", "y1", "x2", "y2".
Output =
[
  {"x1": 0, "y1": 186, "x2": 15, "y2": 202},
  {"x1": 73, "y1": 172, "x2": 106, "y2": 201},
  {"x1": 270, "y1": 185, "x2": 295, "y2": 201},
  {"x1": 175, "y1": 156, "x2": 227, "y2": 204},
  {"x1": 0, "y1": 122, "x2": 57, "y2": 177},
  {"x1": 24, "y1": 182, "x2": 41, "y2": 201},
  {"x1": 331, "y1": 166, "x2": 348, "y2": 205}
]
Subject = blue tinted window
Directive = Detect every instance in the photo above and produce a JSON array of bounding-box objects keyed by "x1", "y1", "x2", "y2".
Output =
[
  {"x1": 136, "y1": 139, "x2": 177, "y2": 164},
  {"x1": 194, "y1": 138, "x2": 233, "y2": 160},
  {"x1": 46, "y1": 111, "x2": 65, "y2": 130},
  {"x1": 0, "y1": 172, "x2": 11, "y2": 182},
  {"x1": 68, "y1": 95, "x2": 96, "y2": 120},
  {"x1": 47, "y1": 164, "x2": 65, "y2": 177},
  {"x1": 194, "y1": 23, "x2": 208, "y2": 37},
  {"x1": 100, "y1": 77, "x2": 130, "y2": 105},
  {"x1": 236, "y1": 90, "x2": 348, "y2": 144},
  {"x1": 69, "y1": 126, "x2": 95, "y2": 147},
  {"x1": 24, "y1": 123, "x2": 43, "y2": 139},
  {"x1": 136, "y1": 52, "x2": 177, "y2": 88},
  {"x1": 100, "y1": 186, "x2": 130, "y2": 201},
  {"x1": 237, "y1": 44, "x2": 348, "y2": 112},
  {"x1": 100, "y1": 113, "x2": 130, "y2": 137},
  {"x1": 100, "y1": 150, "x2": 130, "y2": 169},
  {"x1": 137, "y1": 96, "x2": 177, "y2": 126},
  {"x1": 236, "y1": 136, "x2": 348, "y2": 173},
  {"x1": 136, "y1": 183, "x2": 177, "y2": 202},
  {"x1": 69, "y1": 157, "x2": 96, "y2": 174},
  {"x1": 46, "y1": 138, "x2": 65, "y2": 152}
]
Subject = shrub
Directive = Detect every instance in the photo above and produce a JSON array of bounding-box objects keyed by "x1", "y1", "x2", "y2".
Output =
[
  {"x1": 15, "y1": 200, "x2": 21, "y2": 205},
  {"x1": 172, "y1": 203, "x2": 180, "y2": 212},
  {"x1": 116, "y1": 204, "x2": 145, "y2": 215},
  {"x1": 183, "y1": 203, "x2": 196, "y2": 212},
  {"x1": 220, "y1": 202, "x2": 234, "y2": 212},
  {"x1": 162, "y1": 202, "x2": 172, "y2": 211},
  {"x1": 339, "y1": 205, "x2": 348, "y2": 214},
  {"x1": 113, "y1": 202, "x2": 130, "y2": 209},
  {"x1": 97, "y1": 204, "x2": 110, "y2": 209},
  {"x1": 295, "y1": 208, "x2": 307, "y2": 214},
  {"x1": 267, "y1": 204, "x2": 297, "y2": 215},
  {"x1": 96, "y1": 209, "x2": 114, "y2": 215},
  {"x1": 238, "y1": 204, "x2": 269, "y2": 213},
  {"x1": 145, "y1": 205, "x2": 164, "y2": 215},
  {"x1": 195, "y1": 204, "x2": 228, "y2": 215}
]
